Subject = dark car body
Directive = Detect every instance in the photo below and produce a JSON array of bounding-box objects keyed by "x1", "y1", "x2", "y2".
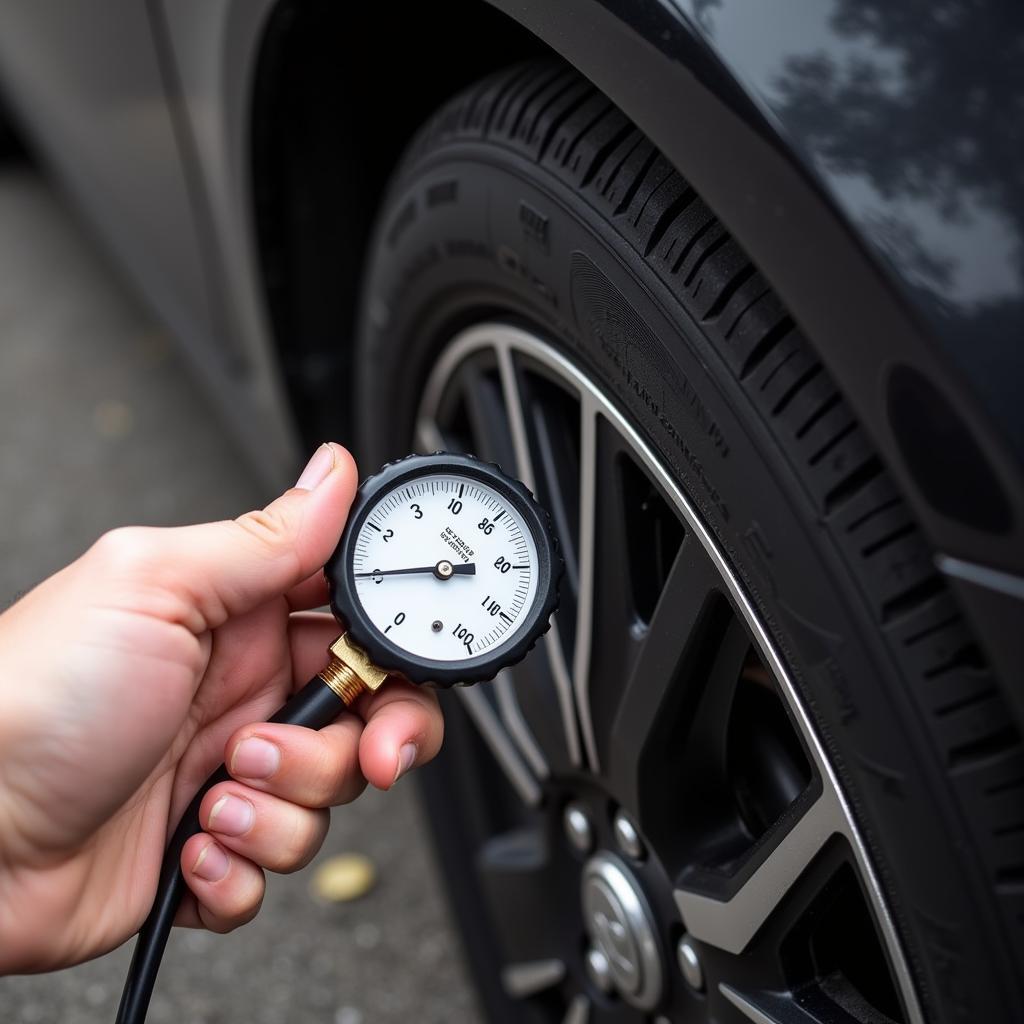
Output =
[{"x1": 0, "y1": 0, "x2": 1020, "y2": 711}]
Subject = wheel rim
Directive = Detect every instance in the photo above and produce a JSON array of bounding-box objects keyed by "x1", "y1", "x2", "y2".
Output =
[{"x1": 415, "y1": 322, "x2": 923, "y2": 1024}]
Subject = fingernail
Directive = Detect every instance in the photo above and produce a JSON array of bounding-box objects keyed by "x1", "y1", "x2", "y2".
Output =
[
  {"x1": 207, "y1": 794, "x2": 254, "y2": 836},
  {"x1": 192, "y1": 842, "x2": 229, "y2": 882},
  {"x1": 295, "y1": 443, "x2": 336, "y2": 490},
  {"x1": 394, "y1": 742, "x2": 418, "y2": 785},
  {"x1": 231, "y1": 737, "x2": 281, "y2": 780}
]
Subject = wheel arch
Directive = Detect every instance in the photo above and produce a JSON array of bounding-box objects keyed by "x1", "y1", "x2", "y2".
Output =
[{"x1": 250, "y1": 0, "x2": 549, "y2": 447}]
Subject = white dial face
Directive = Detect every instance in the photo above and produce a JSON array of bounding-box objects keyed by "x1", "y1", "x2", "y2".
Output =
[{"x1": 351, "y1": 473, "x2": 540, "y2": 662}]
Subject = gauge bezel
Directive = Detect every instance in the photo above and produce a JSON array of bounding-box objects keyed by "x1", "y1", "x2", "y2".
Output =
[{"x1": 325, "y1": 452, "x2": 561, "y2": 686}]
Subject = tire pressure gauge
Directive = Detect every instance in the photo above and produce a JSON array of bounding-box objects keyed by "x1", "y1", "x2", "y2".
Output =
[
  {"x1": 326, "y1": 452, "x2": 561, "y2": 686},
  {"x1": 117, "y1": 453, "x2": 561, "y2": 1024}
]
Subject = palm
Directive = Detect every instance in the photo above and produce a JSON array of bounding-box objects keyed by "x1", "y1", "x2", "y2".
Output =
[{"x1": 7, "y1": 594, "x2": 302, "y2": 967}]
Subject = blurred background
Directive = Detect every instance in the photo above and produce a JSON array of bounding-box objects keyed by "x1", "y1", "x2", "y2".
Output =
[{"x1": 0, "y1": 147, "x2": 477, "y2": 1023}]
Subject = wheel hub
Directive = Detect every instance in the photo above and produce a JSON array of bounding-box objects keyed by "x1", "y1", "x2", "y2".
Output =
[{"x1": 581, "y1": 852, "x2": 663, "y2": 1010}]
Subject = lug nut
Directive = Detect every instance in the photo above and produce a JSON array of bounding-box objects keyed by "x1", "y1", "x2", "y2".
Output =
[
  {"x1": 613, "y1": 811, "x2": 645, "y2": 860},
  {"x1": 563, "y1": 802, "x2": 594, "y2": 855},
  {"x1": 585, "y1": 946, "x2": 613, "y2": 994},
  {"x1": 677, "y1": 934, "x2": 704, "y2": 992}
]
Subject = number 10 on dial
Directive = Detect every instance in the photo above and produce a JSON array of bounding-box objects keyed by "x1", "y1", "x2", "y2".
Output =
[{"x1": 325, "y1": 453, "x2": 561, "y2": 687}]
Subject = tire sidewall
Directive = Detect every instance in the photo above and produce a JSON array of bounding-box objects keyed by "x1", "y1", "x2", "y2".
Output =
[{"x1": 355, "y1": 144, "x2": 1006, "y2": 1024}]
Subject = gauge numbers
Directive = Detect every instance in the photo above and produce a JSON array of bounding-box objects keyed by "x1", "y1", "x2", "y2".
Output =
[{"x1": 351, "y1": 473, "x2": 539, "y2": 662}]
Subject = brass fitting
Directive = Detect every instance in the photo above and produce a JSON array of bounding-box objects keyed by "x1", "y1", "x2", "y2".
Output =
[{"x1": 318, "y1": 633, "x2": 390, "y2": 705}]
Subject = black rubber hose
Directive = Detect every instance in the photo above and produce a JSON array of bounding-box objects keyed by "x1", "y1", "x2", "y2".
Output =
[{"x1": 115, "y1": 677, "x2": 349, "y2": 1024}]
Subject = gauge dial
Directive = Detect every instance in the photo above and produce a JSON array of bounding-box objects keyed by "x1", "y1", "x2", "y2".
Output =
[
  {"x1": 326, "y1": 454, "x2": 560, "y2": 686},
  {"x1": 353, "y1": 473, "x2": 539, "y2": 660}
]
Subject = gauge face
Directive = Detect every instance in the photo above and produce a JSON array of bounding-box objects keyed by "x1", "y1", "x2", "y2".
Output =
[{"x1": 350, "y1": 472, "x2": 540, "y2": 662}]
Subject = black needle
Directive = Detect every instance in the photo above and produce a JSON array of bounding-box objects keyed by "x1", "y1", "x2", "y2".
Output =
[{"x1": 354, "y1": 562, "x2": 476, "y2": 578}]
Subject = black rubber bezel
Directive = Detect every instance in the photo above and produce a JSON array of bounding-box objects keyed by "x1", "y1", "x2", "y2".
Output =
[{"x1": 326, "y1": 452, "x2": 562, "y2": 687}]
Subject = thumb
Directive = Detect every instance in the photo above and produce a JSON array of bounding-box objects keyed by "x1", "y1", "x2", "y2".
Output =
[{"x1": 148, "y1": 442, "x2": 357, "y2": 630}]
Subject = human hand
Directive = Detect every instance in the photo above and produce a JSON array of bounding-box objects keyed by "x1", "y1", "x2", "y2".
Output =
[{"x1": 0, "y1": 443, "x2": 443, "y2": 972}]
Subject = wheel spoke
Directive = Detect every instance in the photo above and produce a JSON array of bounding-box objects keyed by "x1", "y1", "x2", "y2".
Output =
[
  {"x1": 574, "y1": 406, "x2": 693, "y2": 778},
  {"x1": 455, "y1": 686, "x2": 542, "y2": 807},
  {"x1": 562, "y1": 994, "x2": 591, "y2": 1024},
  {"x1": 415, "y1": 417, "x2": 446, "y2": 453},
  {"x1": 456, "y1": 359, "x2": 518, "y2": 470},
  {"x1": 674, "y1": 787, "x2": 843, "y2": 955},
  {"x1": 494, "y1": 668, "x2": 550, "y2": 780},
  {"x1": 679, "y1": 610, "x2": 756, "y2": 782},
  {"x1": 715, "y1": 837, "x2": 911, "y2": 1024},
  {"x1": 603, "y1": 534, "x2": 730, "y2": 815},
  {"x1": 571, "y1": 395, "x2": 600, "y2": 770},
  {"x1": 526, "y1": 370, "x2": 582, "y2": 602},
  {"x1": 585, "y1": 439, "x2": 649, "y2": 781},
  {"x1": 497, "y1": 647, "x2": 583, "y2": 777},
  {"x1": 501, "y1": 959, "x2": 566, "y2": 999},
  {"x1": 496, "y1": 344, "x2": 540, "y2": 521},
  {"x1": 719, "y1": 984, "x2": 827, "y2": 1024},
  {"x1": 497, "y1": 342, "x2": 583, "y2": 768}
]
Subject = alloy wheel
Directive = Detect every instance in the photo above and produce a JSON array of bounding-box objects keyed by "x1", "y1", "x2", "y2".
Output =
[{"x1": 414, "y1": 322, "x2": 923, "y2": 1024}]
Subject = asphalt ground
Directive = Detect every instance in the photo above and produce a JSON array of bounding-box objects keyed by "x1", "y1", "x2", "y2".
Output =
[{"x1": 0, "y1": 165, "x2": 478, "y2": 1024}]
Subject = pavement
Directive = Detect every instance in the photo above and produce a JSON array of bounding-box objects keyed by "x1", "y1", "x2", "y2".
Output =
[{"x1": 0, "y1": 165, "x2": 478, "y2": 1024}]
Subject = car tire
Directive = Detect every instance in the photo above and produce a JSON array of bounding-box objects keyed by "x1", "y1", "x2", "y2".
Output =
[{"x1": 353, "y1": 58, "x2": 1023, "y2": 1024}]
